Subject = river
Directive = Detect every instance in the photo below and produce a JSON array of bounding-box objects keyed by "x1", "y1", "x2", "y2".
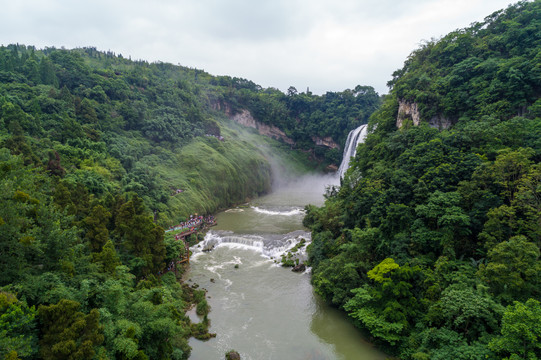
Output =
[{"x1": 186, "y1": 174, "x2": 385, "y2": 360}]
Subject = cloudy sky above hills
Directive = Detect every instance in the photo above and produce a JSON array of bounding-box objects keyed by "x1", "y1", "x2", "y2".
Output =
[{"x1": 1, "y1": 0, "x2": 515, "y2": 94}]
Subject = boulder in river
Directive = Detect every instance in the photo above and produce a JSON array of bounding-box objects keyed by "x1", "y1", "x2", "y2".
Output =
[
  {"x1": 202, "y1": 244, "x2": 214, "y2": 252},
  {"x1": 225, "y1": 350, "x2": 241, "y2": 360},
  {"x1": 292, "y1": 263, "x2": 306, "y2": 272}
]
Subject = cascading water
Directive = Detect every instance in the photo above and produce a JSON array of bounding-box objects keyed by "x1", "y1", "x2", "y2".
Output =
[{"x1": 337, "y1": 123, "x2": 369, "y2": 178}]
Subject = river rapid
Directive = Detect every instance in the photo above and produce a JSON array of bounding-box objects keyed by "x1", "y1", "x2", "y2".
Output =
[{"x1": 186, "y1": 174, "x2": 385, "y2": 360}]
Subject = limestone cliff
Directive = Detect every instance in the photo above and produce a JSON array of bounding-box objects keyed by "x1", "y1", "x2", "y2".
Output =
[
  {"x1": 311, "y1": 136, "x2": 340, "y2": 149},
  {"x1": 396, "y1": 99, "x2": 452, "y2": 130},
  {"x1": 211, "y1": 100, "x2": 340, "y2": 149},
  {"x1": 396, "y1": 100, "x2": 421, "y2": 128},
  {"x1": 230, "y1": 109, "x2": 295, "y2": 145}
]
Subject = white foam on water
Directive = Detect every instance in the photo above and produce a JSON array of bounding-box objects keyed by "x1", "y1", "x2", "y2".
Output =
[
  {"x1": 192, "y1": 231, "x2": 311, "y2": 261},
  {"x1": 251, "y1": 206, "x2": 305, "y2": 216}
]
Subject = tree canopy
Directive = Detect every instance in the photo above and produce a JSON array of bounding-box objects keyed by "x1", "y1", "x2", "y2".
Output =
[{"x1": 305, "y1": 1, "x2": 541, "y2": 358}]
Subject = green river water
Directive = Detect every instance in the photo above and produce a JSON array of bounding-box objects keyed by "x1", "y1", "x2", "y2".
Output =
[{"x1": 186, "y1": 174, "x2": 386, "y2": 360}]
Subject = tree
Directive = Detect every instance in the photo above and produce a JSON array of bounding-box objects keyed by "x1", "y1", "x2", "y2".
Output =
[
  {"x1": 287, "y1": 86, "x2": 298, "y2": 96},
  {"x1": 413, "y1": 191, "x2": 471, "y2": 258},
  {"x1": 92, "y1": 240, "x2": 121, "y2": 274},
  {"x1": 0, "y1": 292, "x2": 38, "y2": 359},
  {"x1": 82, "y1": 205, "x2": 111, "y2": 252},
  {"x1": 46, "y1": 150, "x2": 66, "y2": 177},
  {"x1": 491, "y1": 148, "x2": 534, "y2": 204},
  {"x1": 345, "y1": 259, "x2": 423, "y2": 345},
  {"x1": 39, "y1": 57, "x2": 58, "y2": 86},
  {"x1": 478, "y1": 235, "x2": 540, "y2": 303},
  {"x1": 489, "y1": 299, "x2": 541, "y2": 360},
  {"x1": 38, "y1": 299, "x2": 104, "y2": 360},
  {"x1": 427, "y1": 283, "x2": 504, "y2": 341},
  {"x1": 115, "y1": 196, "x2": 166, "y2": 278}
]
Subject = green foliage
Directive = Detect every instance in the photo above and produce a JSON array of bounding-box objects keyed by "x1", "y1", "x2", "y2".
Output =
[
  {"x1": 489, "y1": 299, "x2": 541, "y2": 360},
  {"x1": 427, "y1": 283, "x2": 504, "y2": 341},
  {"x1": 196, "y1": 299, "x2": 209, "y2": 316},
  {"x1": 345, "y1": 259, "x2": 423, "y2": 346},
  {"x1": 214, "y1": 79, "x2": 381, "y2": 164},
  {"x1": 92, "y1": 240, "x2": 121, "y2": 274},
  {"x1": 38, "y1": 299, "x2": 104, "y2": 360},
  {"x1": 306, "y1": 1, "x2": 541, "y2": 358},
  {"x1": 114, "y1": 195, "x2": 166, "y2": 278},
  {"x1": 389, "y1": 1, "x2": 541, "y2": 124},
  {"x1": 225, "y1": 349, "x2": 241, "y2": 360},
  {"x1": 1, "y1": 42, "x2": 345, "y2": 360},
  {"x1": 0, "y1": 292, "x2": 38, "y2": 359},
  {"x1": 478, "y1": 235, "x2": 540, "y2": 303}
]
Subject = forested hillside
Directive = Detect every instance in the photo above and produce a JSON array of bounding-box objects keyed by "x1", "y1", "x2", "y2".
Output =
[
  {"x1": 0, "y1": 45, "x2": 380, "y2": 224},
  {"x1": 304, "y1": 1, "x2": 541, "y2": 359},
  {"x1": 0, "y1": 33, "x2": 381, "y2": 357}
]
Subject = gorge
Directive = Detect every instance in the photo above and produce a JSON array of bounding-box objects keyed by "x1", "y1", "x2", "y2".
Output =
[{"x1": 1, "y1": 1, "x2": 540, "y2": 359}]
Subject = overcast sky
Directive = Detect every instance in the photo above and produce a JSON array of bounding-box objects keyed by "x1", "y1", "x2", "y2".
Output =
[{"x1": 1, "y1": 0, "x2": 516, "y2": 95}]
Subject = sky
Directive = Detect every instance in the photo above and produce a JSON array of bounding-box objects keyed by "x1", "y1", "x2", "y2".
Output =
[{"x1": 0, "y1": 0, "x2": 516, "y2": 95}]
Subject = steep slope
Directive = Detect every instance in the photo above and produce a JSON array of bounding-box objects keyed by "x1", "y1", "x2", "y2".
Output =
[{"x1": 305, "y1": 1, "x2": 541, "y2": 359}]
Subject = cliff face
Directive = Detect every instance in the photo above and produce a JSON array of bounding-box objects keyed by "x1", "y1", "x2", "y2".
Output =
[
  {"x1": 230, "y1": 109, "x2": 295, "y2": 145},
  {"x1": 311, "y1": 136, "x2": 340, "y2": 149},
  {"x1": 396, "y1": 99, "x2": 452, "y2": 130},
  {"x1": 397, "y1": 100, "x2": 421, "y2": 128},
  {"x1": 211, "y1": 100, "x2": 340, "y2": 149}
]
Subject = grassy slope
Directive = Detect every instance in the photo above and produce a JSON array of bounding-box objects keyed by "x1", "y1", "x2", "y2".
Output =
[{"x1": 151, "y1": 117, "x2": 316, "y2": 225}]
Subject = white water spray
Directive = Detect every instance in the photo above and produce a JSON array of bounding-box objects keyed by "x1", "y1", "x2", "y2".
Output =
[
  {"x1": 192, "y1": 230, "x2": 310, "y2": 259},
  {"x1": 251, "y1": 206, "x2": 304, "y2": 216},
  {"x1": 337, "y1": 124, "x2": 369, "y2": 178}
]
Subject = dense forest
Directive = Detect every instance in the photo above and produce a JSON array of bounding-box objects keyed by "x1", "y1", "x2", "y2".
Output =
[
  {"x1": 304, "y1": 1, "x2": 540, "y2": 359},
  {"x1": 0, "y1": 26, "x2": 381, "y2": 359}
]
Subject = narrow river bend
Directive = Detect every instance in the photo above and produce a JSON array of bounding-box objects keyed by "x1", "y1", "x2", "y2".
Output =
[{"x1": 186, "y1": 174, "x2": 385, "y2": 360}]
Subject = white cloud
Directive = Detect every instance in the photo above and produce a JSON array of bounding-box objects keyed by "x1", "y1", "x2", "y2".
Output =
[{"x1": 0, "y1": 0, "x2": 516, "y2": 94}]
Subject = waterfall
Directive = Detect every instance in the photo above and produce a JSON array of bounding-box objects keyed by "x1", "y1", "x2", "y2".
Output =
[
  {"x1": 338, "y1": 124, "x2": 368, "y2": 178},
  {"x1": 193, "y1": 230, "x2": 310, "y2": 259}
]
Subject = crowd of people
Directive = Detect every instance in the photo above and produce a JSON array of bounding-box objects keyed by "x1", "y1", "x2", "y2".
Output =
[
  {"x1": 158, "y1": 215, "x2": 217, "y2": 276},
  {"x1": 166, "y1": 215, "x2": 216, "y2": 239}
]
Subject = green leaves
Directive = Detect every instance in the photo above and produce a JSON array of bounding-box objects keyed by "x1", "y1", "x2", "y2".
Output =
[
  {"x1": 345, "y1": 287, "x2": 406, "y2": 345},
  {"x1": 367, "y1": 258, "x2": 400, "y2": 283},
  {"x1": 38, "y1": 299, "x2": 104, "y2": 360},
  {"x1": 307, "y1": 4, "x2": 541, "y2": 357},
  {"x1": 427, "y1": 283, "x2": 504, "y2": 340},
  {"x1": 489, "y1": 299, "x2": 541, "y2": 360},
  {"x1": 478, "y1": 236, "x2": 540, "y2": 303},
  {"x1": 344, "y1": 259, "x2": 424, "y2": 346},
  {"x1": 114, "y1": 196, "x2": 166, "y2": 278},
  {"x1": 0, "y1": 292, "x2": 38, "y2": 359}
]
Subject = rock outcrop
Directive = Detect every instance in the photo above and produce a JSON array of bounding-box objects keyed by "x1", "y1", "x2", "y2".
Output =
[
  {"x1": 311, "y1": 136, "x2": 340, "y2": 149},
  {"x1": 292, "y1": 263, "x2": 306, "y2": 272},
  {"x1": 396, "y1": 99, "x2": 452, "y2": 130},
  {"x1": 211, "y1": 100, "x2": 339, "y2": 149},
  {"x1": 230, "y1": 109, "x2": 295, "y2": 145},
  {"x1": 397, "y1": 100, "x2": 421, "y2": 128},
  {"x1": 428, "y1": 114, "x2": 453, "y2": 130}
]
